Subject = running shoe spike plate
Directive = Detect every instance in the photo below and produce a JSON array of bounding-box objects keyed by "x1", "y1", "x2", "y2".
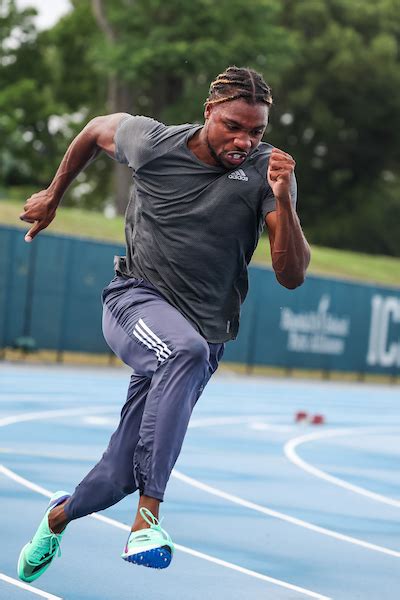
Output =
[
  {"x1": 121, "y1": 507, "x2": 174, "y2": 569},
  {"x1": 17, "y1": 491, "x2": 70, "y2": 582}
]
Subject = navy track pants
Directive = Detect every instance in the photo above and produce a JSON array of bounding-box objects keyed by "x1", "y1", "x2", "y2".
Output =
[{"x1": 64, "y1": 276, "x2": 224, "y2": 520}]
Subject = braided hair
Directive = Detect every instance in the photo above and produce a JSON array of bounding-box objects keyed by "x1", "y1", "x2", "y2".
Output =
[{"x1": 206, "y1": 66, "x2": 273, "y2": 108}]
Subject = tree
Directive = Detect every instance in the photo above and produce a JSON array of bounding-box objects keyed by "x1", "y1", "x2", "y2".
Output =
[
  {"x1": 0, "y1": 0, "x2": 93, "y2": 195},
  {"x1": 85, "y1": 0, "x2": 297, "y2": 213},
  {"x1": 3, "y1": 0, "x2": 295, "y2": 214},
  {"x1": 42, "y1": 1, "x2": 109, "y2": 210},
  {"x1": 0, "y1": 0, "x2": 53, "y2": 187},
  {"x1": 91, "y1": 0, "x2": 135, "y2": 214},
  {"x1": 269, "y1": 0, "x2": 400, "y2": 254},
  {"x1": 3, "y1": 0, "x2": 399, "y2": 255}
]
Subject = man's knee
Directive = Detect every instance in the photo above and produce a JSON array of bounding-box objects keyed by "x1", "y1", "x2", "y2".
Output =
[{"x1": 174, "y1": 333, "x2": 209, "y2": 366}]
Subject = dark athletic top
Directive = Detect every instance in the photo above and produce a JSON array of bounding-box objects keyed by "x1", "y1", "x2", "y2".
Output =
[{"x1": 114, "y1": 115, "x2": 297, "y2": 343}]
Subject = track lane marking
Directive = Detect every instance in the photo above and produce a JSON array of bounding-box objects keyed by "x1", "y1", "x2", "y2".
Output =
[
  {"x1": 0, "y1": 406, "x2": 117, "y2": 428},
  {"x1": 284, "y1": 427, "x2": 400, "y2": 509},
  {"x1": 0, "y1": 573, "x2": 62, "y2": 599},
  {"x1": 189, "y1": 415, "x2": 282, "y2": 428},
  {"x1": 1, "y1": 408, "x2": 399, "y2": 559},
  {"x1": 171, "y1": 469, "x2": 400, "y2": 558},
  {"x1": 92, "y1": 512, "x2": 330, "y2": 599},
  {"x1": 0, "y1": 465, "x2": 330, "y2": 600}
]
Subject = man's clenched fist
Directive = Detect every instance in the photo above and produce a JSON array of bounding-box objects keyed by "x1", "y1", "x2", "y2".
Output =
[
  {"x1": 20, "y1": 190, "x2": 57, "y2": 242},
  {"x1": 267, "y1": 147, "x2": 295, "y2": 201}
]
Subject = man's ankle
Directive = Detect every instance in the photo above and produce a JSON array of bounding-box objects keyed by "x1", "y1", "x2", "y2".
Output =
[
  {"x1": 48, "y1": 502, "x2": 68, "y2": 534},
  {"x1": 131, "y1": 495, "x2": 160, "y2": 532}
]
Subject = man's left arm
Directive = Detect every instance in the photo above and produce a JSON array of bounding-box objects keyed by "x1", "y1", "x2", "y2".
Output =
[{"x1": 265, "y1": 148, "x2": 311, "y2": 289}]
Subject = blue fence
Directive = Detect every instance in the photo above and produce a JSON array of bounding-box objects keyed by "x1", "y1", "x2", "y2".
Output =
[
  {"x1": 0, "y1": 226, "x2": 121, "y2": 355},
  {"x1": 1, "y1": 225, "x2": 399, "y2": 375}
]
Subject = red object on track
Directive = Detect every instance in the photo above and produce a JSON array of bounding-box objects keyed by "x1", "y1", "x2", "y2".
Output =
[
  {"x1": 311, "y1": 414, "x2": 325, "y2": 425},
  {"x1": 295, "y1": 411, "x2": 309, "y2": 422}
]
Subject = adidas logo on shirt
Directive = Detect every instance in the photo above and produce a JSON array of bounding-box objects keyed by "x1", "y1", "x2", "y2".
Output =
[{"x1": 228, "y1": 169, "x2": 248, "y2": 181}]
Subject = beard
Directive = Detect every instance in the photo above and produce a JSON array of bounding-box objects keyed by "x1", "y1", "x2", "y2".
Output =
[{"x1": 205, "y1": 133, "x2": 227, "y2": 169}]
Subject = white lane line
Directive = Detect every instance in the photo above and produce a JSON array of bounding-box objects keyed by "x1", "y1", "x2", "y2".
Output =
[
  {"x1": 171, "y1": 469, "x2": 400, "y2": 559},
  {"x1": 92, "y1": 513, "x2": 329, "y2": 600},
  {"x1": 189, "y1": 415, "x2": 295, "y2": 432},
  {"x1": 284, "y1": 427, "x2": 400, "y2": 509},
  {"x1": 0, "y1": 406, "x2": 117, "y2": 428},
  {"x1": 0, "y1": 465, "x2": 330, "y2": 600},
  {"x1": 0, "y1": 394, "x2": 92, "y2": 403},
  {"x1": 188, "y1": 415, "x2": 271, "y2": 429},
  {"x1": 0, "y1": 394, "x2": 59, "y2": 403},
  {"x1": 83, "y1": 416, "x2": 118, "y2": 426},
  {"x1": 249, "y1": 422, "x2": 295, "y2": 432},
  {"x1": 0, "y1": 410, "x2": 285, "y2": 432},
  {"x1": 2, "y1": 408, "x2": 400, "y2": 558},
  {"x1": 0, "y1": 465, "x2": 52, "y2": 497},
  {"x1": 79, "y1": 414, "x2": 292, "y2": 432},
  {"x1": 0, "y1": 448, "x2": 97, "y2": 461},
  {"x1": 0, "y1": 573, "x2": 62, "y2": 599}
]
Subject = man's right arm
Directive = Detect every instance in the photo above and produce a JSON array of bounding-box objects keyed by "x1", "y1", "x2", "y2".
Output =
[{"x1": 20, "y1": 112, "x2": 128, "y2": 242}]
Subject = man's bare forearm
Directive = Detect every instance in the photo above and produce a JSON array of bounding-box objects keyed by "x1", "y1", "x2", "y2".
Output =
[
  {"x1": 20, "y1": 114, "x2": 125, "y2": 241},
  {"x1": 46, "y1": 120, "x2": 102, "y2": 207},
  {"x1": 270, "y1": 194, "x2": 311, "y2": 289}
]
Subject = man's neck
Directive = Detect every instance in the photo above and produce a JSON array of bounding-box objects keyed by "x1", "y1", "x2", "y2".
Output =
[{"x1": 187, "y1": 127, "x2": 219, "y2": 167}]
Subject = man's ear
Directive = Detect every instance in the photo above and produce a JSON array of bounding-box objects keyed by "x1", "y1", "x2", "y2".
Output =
[{"x1": 204, "y1": 102, "x2": 212, "y2": 121}]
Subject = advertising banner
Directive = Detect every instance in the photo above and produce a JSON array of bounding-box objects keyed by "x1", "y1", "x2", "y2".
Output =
[{"x1": 224, "y1": 266, "x2": 400, "y2": 376}]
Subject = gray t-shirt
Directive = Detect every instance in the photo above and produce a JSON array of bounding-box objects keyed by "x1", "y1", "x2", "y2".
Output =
[{"x1": 114, "y1": 115, "x2": 297, "y2": 343}]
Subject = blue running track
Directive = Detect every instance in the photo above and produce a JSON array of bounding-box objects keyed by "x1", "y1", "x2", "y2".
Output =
[{"x1": 0, "y1": 363, "x2": 399, "y2": 599}]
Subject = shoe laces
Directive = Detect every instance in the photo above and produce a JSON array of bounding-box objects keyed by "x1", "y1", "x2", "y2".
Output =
[
  {"x1": 29, "y1": 533, "x2": 62, "y2": 564},
  {"x1": 139, "y1": 507, "x2": 164, "y2": 531}
]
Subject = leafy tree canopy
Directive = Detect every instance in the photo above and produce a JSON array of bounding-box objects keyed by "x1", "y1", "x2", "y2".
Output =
[
  {"x1": 1, "y1": 0, "x2": 399, "y2": 254},
  {"x1": 270, "y1": 0, "x2": 400, "y2": 254}
]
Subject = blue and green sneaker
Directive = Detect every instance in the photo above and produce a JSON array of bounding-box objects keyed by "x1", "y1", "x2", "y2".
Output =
[
  {"x1": 121, "y1": 507, "x2": 174, "y2": 569},
  {"x1": 17, "y1": 491, "x2": 70, "y2": 582}
]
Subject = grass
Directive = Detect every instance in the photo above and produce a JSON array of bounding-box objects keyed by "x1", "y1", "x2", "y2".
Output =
[
  {"x1": 253, "y1": 237, "x2": 400, "y2": 288},
  {"x1": 1, "y1": 197, "x2": 399, "y2": 287},
  {"x1": 0, "y1": 197, "x2": 125, "y2": 243}
]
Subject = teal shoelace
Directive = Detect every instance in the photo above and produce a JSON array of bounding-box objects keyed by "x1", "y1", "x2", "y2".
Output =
[
  {"x1": 29, "y1": 533, "x2": 62, "y2": 564},
  {"x1": 139, "y1": 507, "x2": 164, "y2": 531}
]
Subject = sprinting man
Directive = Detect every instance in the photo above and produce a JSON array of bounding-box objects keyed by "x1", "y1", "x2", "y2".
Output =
[{"x1": 18, "y1": 66, "x2": 310, "y2": 581}]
